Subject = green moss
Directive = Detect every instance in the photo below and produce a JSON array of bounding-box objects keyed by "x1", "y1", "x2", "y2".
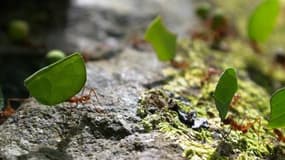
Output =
[{"x1": 137, "y1": 39, "x2": 285, "y2": 159}]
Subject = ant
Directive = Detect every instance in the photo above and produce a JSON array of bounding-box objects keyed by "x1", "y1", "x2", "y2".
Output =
[
  {"x1": 273, "y1": 49, "x2": 285, "y2": 68},
  {"x1": 201, "y1": 67, "x2": 220, "y2": 84},
  {"x1": 170, "y1": 59, "x2": 189, "y2": 69},
  {"x1": 127, "y1": 34, "x2": 150, "y2": 51},
  {"x1": 230, "y1": 93, "x2": 241, "y2": 107},
  {"x1": 249, "y1": 40, "x2": 262, "y2": 54},
  {"x1": 223, "y1": 116, "x2": 258, "y2": 134},
  {"x1": 0, "y1": 98, "x2": 26, "y2": 125},
  {"x1": 273, "y1": 129, "x2": 285, "y2": 143},
  {"x1": 67, "y1": 88, "x2": 103, "y2": 112}
]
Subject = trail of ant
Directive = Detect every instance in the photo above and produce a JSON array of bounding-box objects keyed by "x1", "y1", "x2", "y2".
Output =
[{"x1": 67, "y1": 88, "x2": 104, "y2": 113}]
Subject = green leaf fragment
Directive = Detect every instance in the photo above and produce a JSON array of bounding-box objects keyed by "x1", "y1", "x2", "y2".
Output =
[
  {"x1": 268, "y1": 88, "x2": 285, "y2": 128},
  {"x1": 24, "y1": 53, "x2": 86, "y2": 105},
  {"x1": 248, "y1": 0, "x2": 280, "y2": 42},
  {"x1": 144, "y1": 16, "x2": 177, "y2": 61},
  {"x1": 214, "y1": 68, "x2": 238, "y2": 120}
]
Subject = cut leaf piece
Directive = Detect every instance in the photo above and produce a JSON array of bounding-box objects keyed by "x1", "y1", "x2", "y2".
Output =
[
  {"x1": 144, "y1": 16, "x2": 177, "y2": 61},
  {"x1": 269, "y1": 88, "x2": 285, "y2": 128},
  {"x1": 24, "y1": 53, "x2": 86, "y2": 105},
  {"x1": 248, "y1": 0, "x2": 280, "y2": 42},
  {"x1": 214, "y1": 68, "x2": 238, "y2": 120}
]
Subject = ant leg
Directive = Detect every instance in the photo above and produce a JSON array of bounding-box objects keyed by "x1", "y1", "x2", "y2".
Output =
[
  {"x1": 0, "y1": 98, "x2": 22, "y2": 118},
  {"x1": 88, "y1": 88, "x2": 102, "y2": 106},
  {"x1": 253, "y1": 118, "x2": 261, "y2": 146},
  {"x1": 88, "y1": 88, "x2": 105, "y2": 113},
  {"x1": 7, "y1": 98, "x2": 27, "y2": 103},
  {"x1": 7, "y1": 98, "x2": 27, "y2": 110},
  {"x1": 81, "y1": 87, "x2": 86, "y2": 96},
  {"x1": 223, "y1": 120, "x2": 233, "y2": 139}
]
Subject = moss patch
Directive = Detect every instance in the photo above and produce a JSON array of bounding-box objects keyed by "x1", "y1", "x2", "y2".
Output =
[{"x1": 137, "y1": 39, "x2": 285, "y2": 159}]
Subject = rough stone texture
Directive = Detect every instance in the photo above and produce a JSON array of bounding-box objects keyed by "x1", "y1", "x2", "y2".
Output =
[{"x1": 0, "y1": 49, "x2": 184, "y2": 160}]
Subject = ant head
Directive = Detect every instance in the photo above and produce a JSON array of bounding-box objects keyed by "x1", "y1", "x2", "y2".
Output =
[{"x1": 82, "y1": 96, "x2": 90, "y2": 101}]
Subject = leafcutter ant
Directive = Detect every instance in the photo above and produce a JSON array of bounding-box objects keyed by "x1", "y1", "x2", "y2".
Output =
[
  {"x1": 67, "y1": 88, "x2": 103, "y2": 112},
  {"x1": 201, "y1": 67, "x2": 220, "y2": 85},
  {"x1": 273, "y1": 129, "x2": 285, "y2": 143},
  {"x1": 170, "y1": 59, "x2": 189, "y2": 69},
  {"x1": 230, "y1": 93, "x2": 241, "y2": 107},
  {"x1": 249, "y1": 40, "x2": 262, "y2": 54},
  {"x1": 0, "y1": 98, "x2": 26, "y2": 125},
  {"x1": 223, "y1": 116, "x2": 258, "y2": 134}
]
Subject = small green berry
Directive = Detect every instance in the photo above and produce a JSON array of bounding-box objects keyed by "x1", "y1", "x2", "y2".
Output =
[
  {"x1": 46, "y1": 50, "x2": 66, "y2": 64},
  {"x1": 195, "y1": 2, "x2": 211, "y2": 20},
  {"x1": 8, "y1": 20, "x2": 29, "y2": 41}
]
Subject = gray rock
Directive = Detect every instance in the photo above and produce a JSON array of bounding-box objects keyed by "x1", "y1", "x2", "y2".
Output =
[{"x1": 0, "y1": 49, "x2": 184, "y2": 160}]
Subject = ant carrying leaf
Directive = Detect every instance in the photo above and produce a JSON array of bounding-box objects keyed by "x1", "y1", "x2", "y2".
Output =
[{"x1": 25, "y1": 53, "x2": 87, "y2": 105}]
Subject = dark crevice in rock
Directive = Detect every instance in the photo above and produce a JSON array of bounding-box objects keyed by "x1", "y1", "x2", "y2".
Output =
[
  {"x1": 56, "y1": 113, "x2": 86, "y2": 152},
  {"x1": 142, "y1": 75, "x2": 175, "y2": 89},
  {"x1": 85, "y1": 49, "x2": 122, "y2": 61},
  {"x1": 84, "y1": 114, "x2": 132, "y2": 140}
]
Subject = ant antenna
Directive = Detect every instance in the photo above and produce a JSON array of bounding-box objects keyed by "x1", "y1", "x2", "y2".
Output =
[
  {"x1": 88, "y1": 88, "x2": 102, "y2": 106},
  {"x1": 7, "y1": 98, "x2": 27, "y2": 108},
  {"x1": 81, "y1": 87, "x2": 86, "y2": 96},
  {"x1": 222, "y1": 116, "x2": 233, "y2": 140}
]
